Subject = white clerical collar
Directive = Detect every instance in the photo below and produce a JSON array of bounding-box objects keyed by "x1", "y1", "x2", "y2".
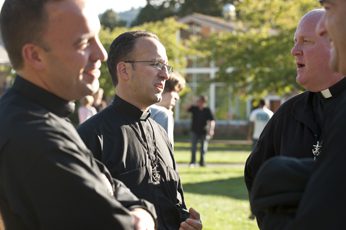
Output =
[{"x1": 321, "y1": 88, "x2": 332, "y2": 99}]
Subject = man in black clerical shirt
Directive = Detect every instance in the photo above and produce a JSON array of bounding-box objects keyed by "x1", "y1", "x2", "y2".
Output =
[
  {"x1": 78, "y1": 31, "x2": 203, "y2": 230},
  {"x1": 245, "y1": 8, "x2": 344, "y2": 198},
  {"x1": 247, "y1": 6, "x2": 346, "y2": 229},
  {"x1": 0, "y1": 0, "x2": 156, "y2": 229}
]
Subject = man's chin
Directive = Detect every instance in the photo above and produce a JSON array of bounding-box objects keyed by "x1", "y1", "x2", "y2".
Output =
[{"x1": 296, "y1": 75, "x2": 305, "y2": 86}]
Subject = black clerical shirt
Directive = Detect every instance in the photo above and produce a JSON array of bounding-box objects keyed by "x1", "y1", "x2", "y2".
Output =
[
  {"x1": 78, "y1": 95, "x2": 188, "y2": 230},
  {"x1": 249, "y1": 78, "x2": 346, "y2": 229},
  {"x1": 0, "y1": 76, "x2": 156, "y2": 230}
]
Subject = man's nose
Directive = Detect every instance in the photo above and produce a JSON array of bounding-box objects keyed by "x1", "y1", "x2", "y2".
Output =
[{"x1": 291, "y1": 43, "x2": 302, "y2": 56}]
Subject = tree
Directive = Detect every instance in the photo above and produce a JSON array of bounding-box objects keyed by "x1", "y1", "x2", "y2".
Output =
[
  {"x1": 193, "y1": 0, "x2": 320, "y2": 98},
  {"x1": 131, "y1": 3, "x2": 159, "y2": 26},
  {"x1": 133, "y1": 0, "x2": 236, "y2": 25},
  {"x1": 99, "y1": 9, "x2": 126, "y2": 31},
  {"x1": 179, "y1": 0, "x2": 236, "y2": 17},
  {"x1": 132, "y1": 0, "x2": 178, "y2": 26}
]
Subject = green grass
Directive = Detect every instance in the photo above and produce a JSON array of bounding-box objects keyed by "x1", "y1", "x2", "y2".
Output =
[
  {"x1": 175, "y1": 140, "x2": 258, "y2": 230},
  {"x1": 174, "y1": 141, "x2": 252, "y2": 164}
]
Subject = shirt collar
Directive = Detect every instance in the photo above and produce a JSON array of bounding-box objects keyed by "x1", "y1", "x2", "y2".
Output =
[
  {"x1": 111, "y1": 95, "x2": 150, "y2": 120},
  {"x1": 319, "y1": 77, "x2": 346, "y2": 99},
  {"x1": 12, "y1": 76, "x2": 75, "y2": 117}
]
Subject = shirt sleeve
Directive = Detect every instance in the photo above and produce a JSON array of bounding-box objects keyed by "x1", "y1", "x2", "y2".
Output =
[
  {"x1": 249, "y1": 110, "x2": 256, "y2": 122},
  {"x1": 208, "y1": 108, "x2": 215, "y2": 120}
]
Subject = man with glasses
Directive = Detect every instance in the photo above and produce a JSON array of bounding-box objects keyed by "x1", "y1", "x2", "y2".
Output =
[{"x1": 78, "y1": 31, "x2": 202, "y2": 230}]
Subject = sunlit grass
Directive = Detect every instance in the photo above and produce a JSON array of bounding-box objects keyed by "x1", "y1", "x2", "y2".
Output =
[
  {"x1": 174, "y1": 140, "x2": 252, "y2": 164},
  {"x1": 175, "y1": 140, "x2": 258, "y2": 230},
  {"x1": 178, "y1": 166, "x2": 257, "y2": 230}
]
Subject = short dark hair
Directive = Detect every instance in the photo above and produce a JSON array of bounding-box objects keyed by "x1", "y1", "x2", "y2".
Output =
[
  {"x1": 163, "y1": 72, "x2": 186, "y2": 93},
  {"x1": 198, "y1": 95, "x2": 207, "y2": 103},
  {"x1": 259, "y1": 99, "x2": 266, "y2": 107},
  {"x1": 107, "y1": 31, "x2": 159, "y2": 86},
  {"x1": 0, "y1": 0, "x2": 54, "y2": 70}
]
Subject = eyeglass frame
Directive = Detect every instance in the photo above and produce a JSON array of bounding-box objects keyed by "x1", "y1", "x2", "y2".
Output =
[{"x1": 124, "y1": 60, "x2": 174, "y2": 74}]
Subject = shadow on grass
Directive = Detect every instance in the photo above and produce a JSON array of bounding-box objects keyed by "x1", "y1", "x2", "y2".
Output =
[
  {"x1": 175, "y1": 142, "x2": 252, "y2": 152},
  {"x1": 182, "y1": 176, "x2": 249, "y2": 200}
]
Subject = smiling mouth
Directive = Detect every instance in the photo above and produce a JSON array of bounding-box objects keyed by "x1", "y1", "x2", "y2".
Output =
[{"x1": 297, "y1": 63, "x2": 305, "y2": 68}]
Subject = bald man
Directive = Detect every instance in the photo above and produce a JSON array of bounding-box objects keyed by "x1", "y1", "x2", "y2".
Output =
[
  {"x1": 245, "y1": 9, "x2": 346, "y2": 227},
  {"x1": 245, "y1": 9, "x2": 344, "y2": 194},
  {"x1": 248, "y1": 5, "x2": 346, "y2": 229}
]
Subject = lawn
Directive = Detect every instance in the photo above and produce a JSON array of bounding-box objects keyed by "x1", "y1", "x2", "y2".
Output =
[{"x1": 175, "y1": 140, "x2": 258, "y2": 230}]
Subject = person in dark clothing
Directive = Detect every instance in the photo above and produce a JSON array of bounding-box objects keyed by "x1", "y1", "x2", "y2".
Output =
[
  {"x1": 187, "y1": 95, "x2": 215, "y2": 167},
  {"x1": 78, "y1": 31, "x2": 202, "y2": 230},
  {"x1": 247, "y1": 6, "x2": 346, "y2": 229},
  {"x1": 250, "y1": 77, "x2": 346, "y2": 229},
  {"x1": 245, "y1": 9, "x2": 344, "y2": 194},
  {"x1": 250, "y1": 157, "x2": 315, "y2": 230},
  {"x1": 0, "y1": 0, "x2": 157, "y2": 229}
]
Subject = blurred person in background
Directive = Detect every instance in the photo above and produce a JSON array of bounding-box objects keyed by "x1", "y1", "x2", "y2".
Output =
[
  {"x1": 187, "y1": 95, "x2": 215, "y2": 167},
  {"x1": 78, "y1": 95, "x2": 97, "y2": 124},
  {"x1": 247, "y1": 99, "x2": 273, "y2": 150},
  {"x1": 150, "y1": 71, "x2": 186, "y2": 145}
]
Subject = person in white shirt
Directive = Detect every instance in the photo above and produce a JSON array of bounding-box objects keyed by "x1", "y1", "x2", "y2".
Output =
[
  {"x1": 150, "y1": 72, "x2": 185, "y2": 145},
  {"x1": 78, "y1": 95, "x2": 97, "y2": 124},
  {"x1": 248, "y1": 99, "x2": 274, "y2": 149}
]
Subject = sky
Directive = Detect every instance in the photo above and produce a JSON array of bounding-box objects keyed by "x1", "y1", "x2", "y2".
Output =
[
  {"x1": 93, "y1": 0, "x2": 146, "y2": 13},
  {"x1": 0, "y1": 0, "x2": 147, "y2": 14}
]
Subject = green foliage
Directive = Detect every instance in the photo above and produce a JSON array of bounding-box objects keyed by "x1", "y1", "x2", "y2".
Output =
[
  {"x1": 99, "y1": 9, "x2": 126, "y2": 31},
  {"x1": 132, "y1": 3, "x2": 158, "y2": 26},
  {"x1": 133, "y1": 0, "x2": 237, "y2": 25},
  {"x1": 235, "y1": 0, "x2": 319, "y2": 30},
  {"x1": 179, "y1": 0, "x2": 234, "y2": 17},
  {"x1": 193, "y1": 0, "x2": 320, "y2": 98},
  {"x1": 0, "y1": 65, "x2": 13, "y2": 78},
  {"x1": 98, "y1": 0, "x2": 322, "y2": 99},
  {"x1": 132, "y1": 0, "x2": 177, "y2": 26}
]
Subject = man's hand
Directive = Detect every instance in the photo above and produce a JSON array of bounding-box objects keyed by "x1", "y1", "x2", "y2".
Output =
[
  {"x1": 130, "y1": 208, "x2": 156, "y2": 230},
  {"x1": 179, "y1": 207, "x2": 202, "y2": 230}
]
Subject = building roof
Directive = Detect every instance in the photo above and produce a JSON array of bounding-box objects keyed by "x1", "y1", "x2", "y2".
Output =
[{"x1": 178, "y1": 13, "x2": 235, "y2": 32}]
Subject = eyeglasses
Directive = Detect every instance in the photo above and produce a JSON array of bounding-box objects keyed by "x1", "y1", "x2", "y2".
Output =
[{"x1": 124, "y1": 60, "x2": 174, "y2": 74}]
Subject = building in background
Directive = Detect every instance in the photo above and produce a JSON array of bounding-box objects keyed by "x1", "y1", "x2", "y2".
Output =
[{"x1": 174, "y1": 12, "x2": 283, "y2": 139}]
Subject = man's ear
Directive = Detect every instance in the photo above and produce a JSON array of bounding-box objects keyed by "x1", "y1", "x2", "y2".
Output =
[
  {"x1": 117, "y1": 62, "x2": 130, "y2": 81},
  {"x1": 22, "y1": 43, "x2": 45, "y2": 70}
]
